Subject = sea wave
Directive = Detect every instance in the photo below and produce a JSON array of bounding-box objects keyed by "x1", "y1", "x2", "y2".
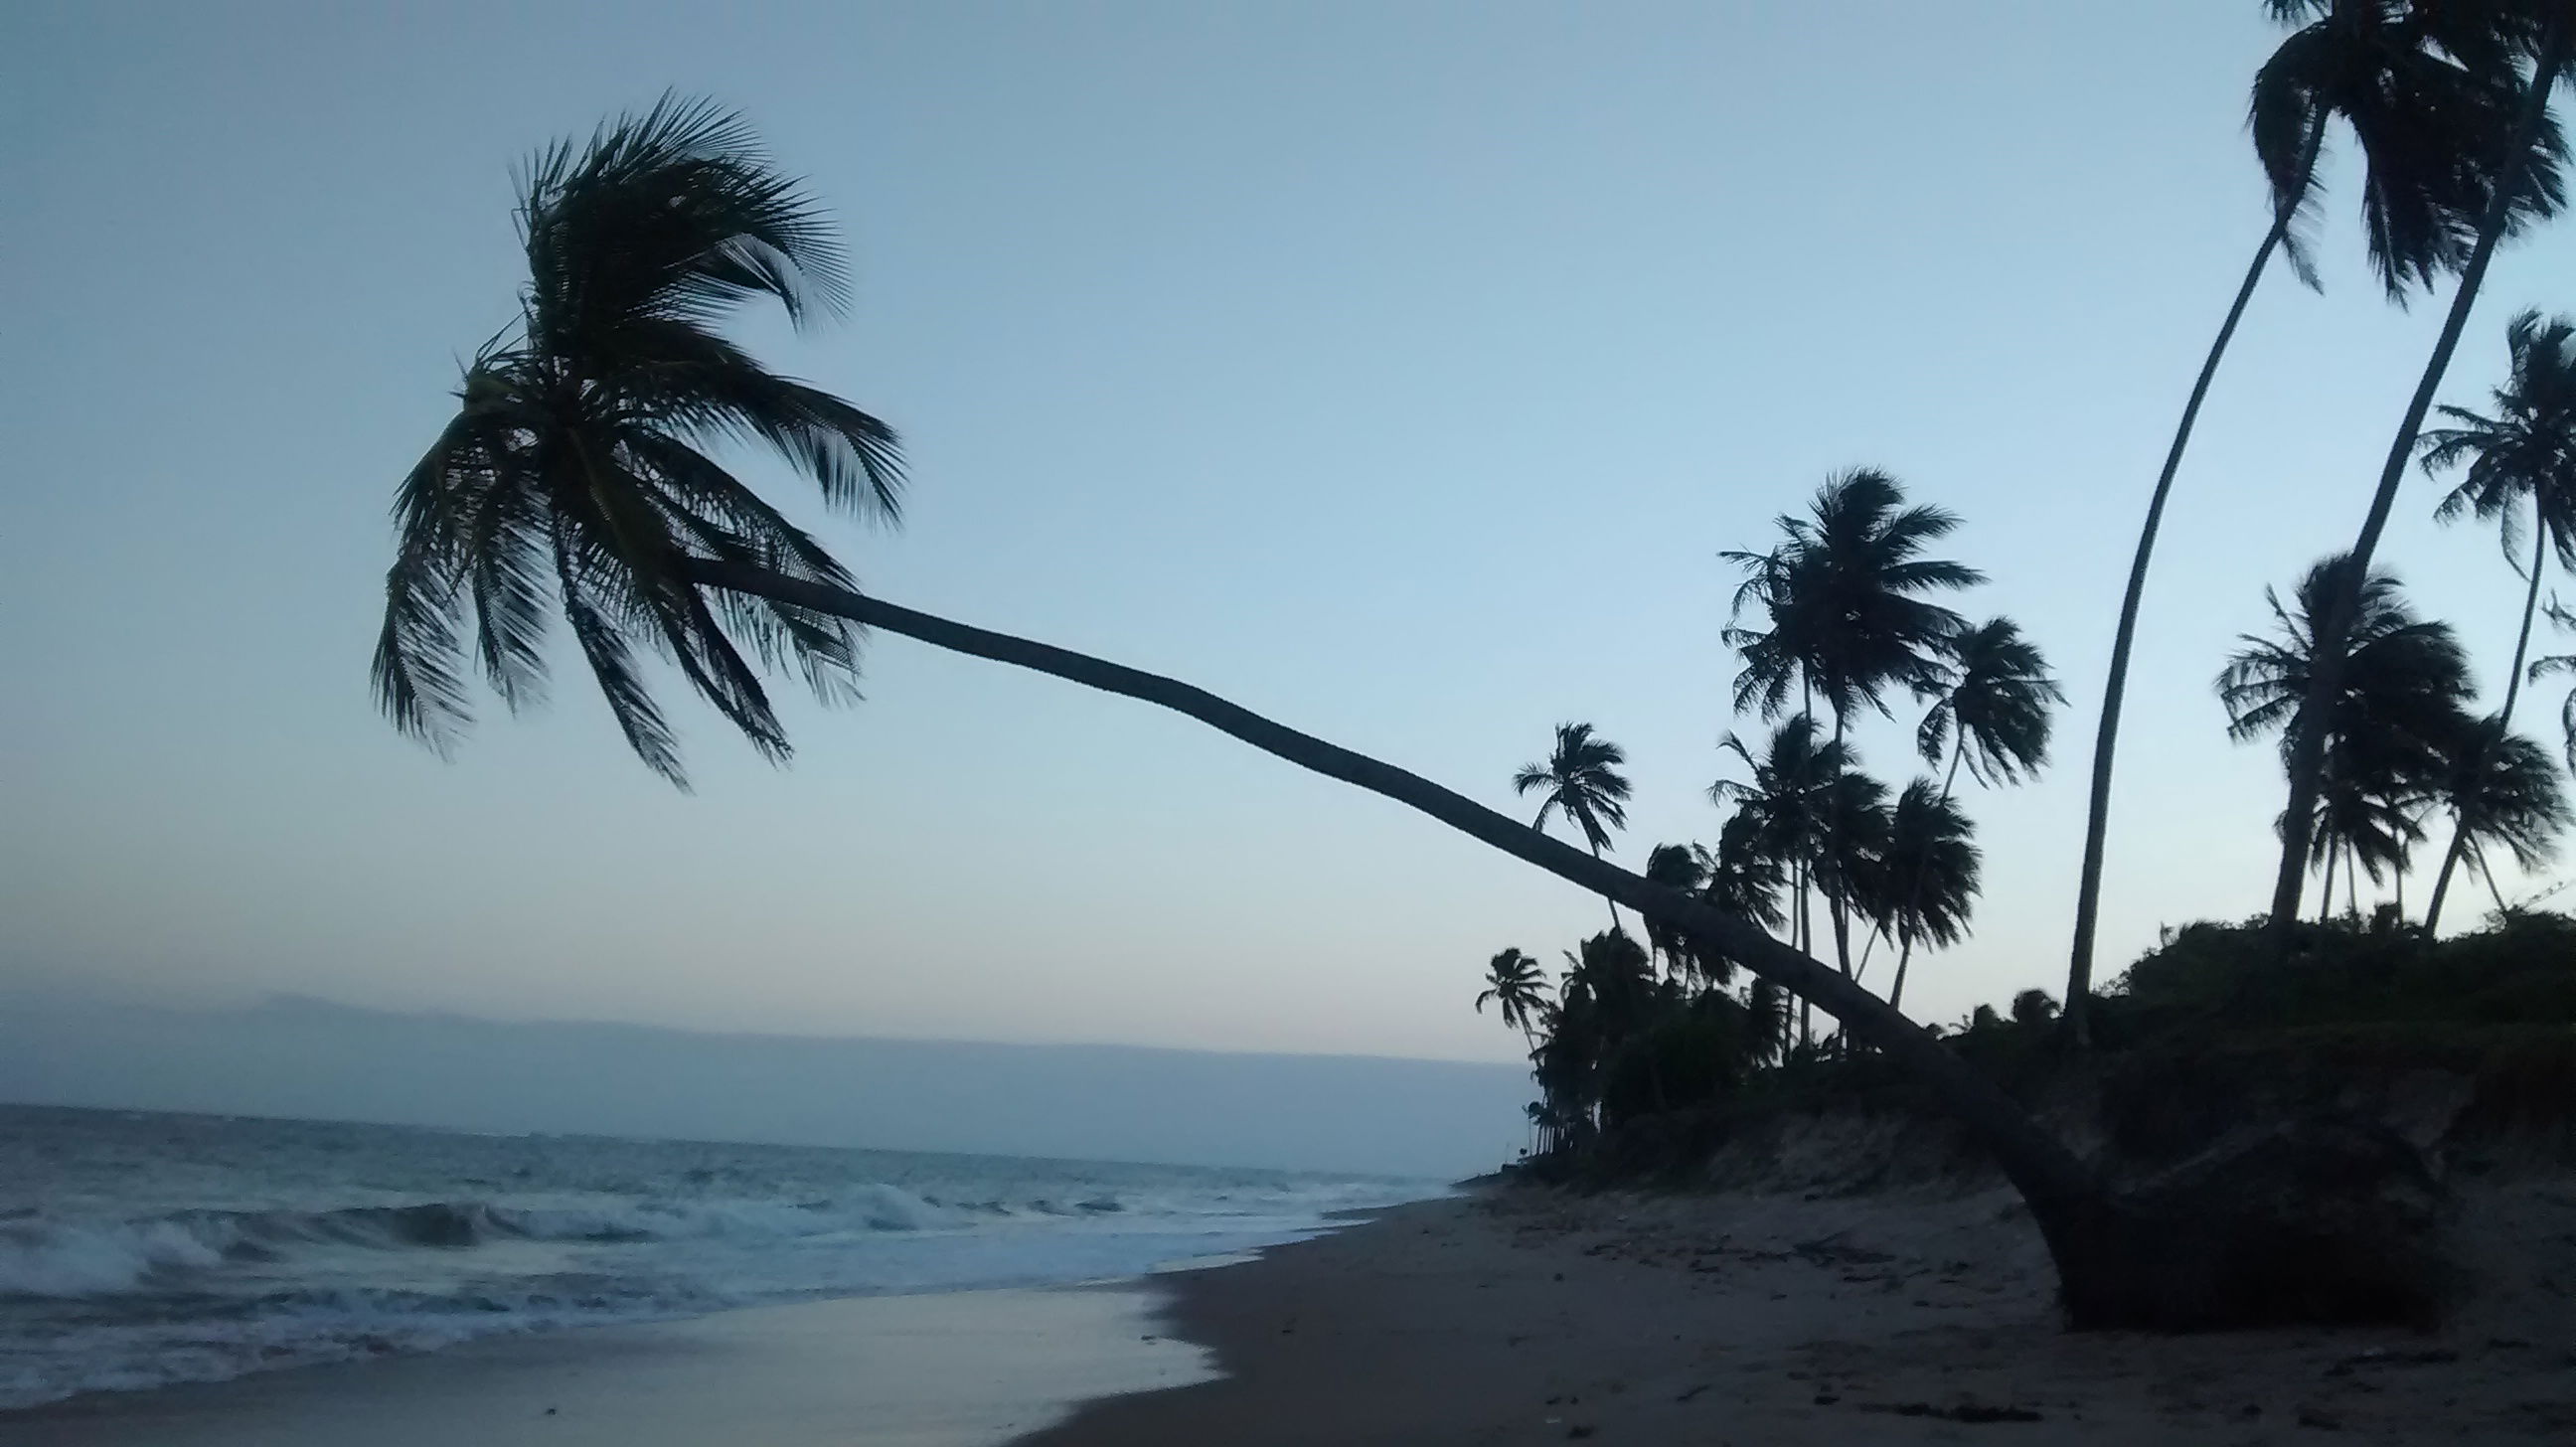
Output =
[{"x1": 0, "y1": 1186, "x2": 964, "y2": 1300}]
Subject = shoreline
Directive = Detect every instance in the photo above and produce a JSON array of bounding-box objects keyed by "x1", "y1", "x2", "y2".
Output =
[
  {"x1": 1020, "y1": 1179, "x2": 2576, "y2": 1444},
  {"x1": 12, "y1": 1177, "x2": 2568, "y2": 1445}
]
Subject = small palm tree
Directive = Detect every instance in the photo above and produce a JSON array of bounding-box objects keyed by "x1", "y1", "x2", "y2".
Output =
[
  {"x1": 1641, "y1": 844, "x2": 1709, "y2": 980},
  {"x1": 1515, "y1": 723, "x2": 1634, "y2": 929},
  {"x1": 2420, "y1": 716, "x2": 2571, "y2": 927},
  {"x1": 2219, "y1": 556, "x2": 2474, "y2": 915},
  {"x1": 2265, "y1": 7, "x2": 2571, "y2": 930},
  {"x1": 1723, "y1": 468, "x2": 1982, "y2": 978},
  {"x1": 1711, "y1": 718, "x2": 1850, "y2": 1047},
  {"x1": 2416, "y1": 310, "x2": 2576, "y2": 921},
  {"x1": 1919, "y1": 618, "x2": 2062, "y2": 792},
  {"x1": 1872, "y1": 780, "x2": 1980, "y2": 1013},
  {"x1": 1475, "y1": 947, "x2": 1552, "y2": 1048},
  {"x1": 2533, "y1": 596, "x2": 2576, "y2": 774},
  {"x1": 1692, "y1": 810, "x2": 1790, "y2": 988},
  {"x1": 2080, "y1": 0, "x2": 2573, "y2": 986}
]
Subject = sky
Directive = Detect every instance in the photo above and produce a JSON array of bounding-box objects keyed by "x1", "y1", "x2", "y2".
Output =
[{"x1": 5, "y1": 1, "x2": 2574, "y2": 1074}]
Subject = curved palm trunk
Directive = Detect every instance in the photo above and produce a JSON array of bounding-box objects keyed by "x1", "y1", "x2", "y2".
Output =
[
  {"x1": 686, "y1": 559, "x2": 2112, "y2": 1232},
  {"x1": 1889, "y1": 934, "x2": 1917, "y2": 1012},
  {"x1": 2065, "y1": 109, "x2": 2330, "y2": 1045},
  {"x1": 2270, "y1": 24, "x2": 2570, "y2": 939},
  {"x1": 2423, "y1": 518, "x2": 2554, "y2": 933}
]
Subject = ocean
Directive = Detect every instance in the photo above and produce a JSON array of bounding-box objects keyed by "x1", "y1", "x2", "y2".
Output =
[{"x1": 0, "y1": 1103, "x2": 1439, "y2": 1410}]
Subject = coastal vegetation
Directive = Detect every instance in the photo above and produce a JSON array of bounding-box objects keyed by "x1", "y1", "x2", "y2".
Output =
[{"x1": 375, "y1": 1, "x2": 2574, "y2": 1331}]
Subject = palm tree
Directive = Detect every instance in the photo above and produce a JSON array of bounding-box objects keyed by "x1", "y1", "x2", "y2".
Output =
[
  {"x1": 1711, "y1": 719, "x2": 1849, "y2": 1048},
  {"x1": 2267, "y1": 7, "x2": 2571, "y2": 932},
  {"x1": 1871, "y1": 780, "x2": 1981, "y2": 1013},
  {"x1": 2533, "y1": 596, "x2": 2576, "y2": 772},
  {"x1": 2415, "y1": 310, "x2": 2576, "y2": 923},
  {"x1": 2420, "y1": 716, "x2": 2571, "y2": 928},
  {"x1": 1475, "y1": 947, "x2": 1552, "y2": 1048},
  {"x1": 2072, "y1": 0, "x2": 2572, "y2": 1024},
  {"x1": 1918, "y1": 617, "x2": 2063, "y2": 795},
  {"x1": 2220, "y1": 557, "x2": 2474, "y2": 914},
  {"x1": 1641, "y1": 844, "x2": 1708, "y2": 980},
  {"x1": 1723, "y1": 469, "x2": 1982, "y2": 978},
  {"x1": 1692, "y1": 810, "x2": 1790, "y2": 987},
  {"x1": 1514, "y1": 722, "x2": 1634, "y2": 929},
  {"x1": 383, "y1": 99, "x2": 2278, "y2": 1327}
]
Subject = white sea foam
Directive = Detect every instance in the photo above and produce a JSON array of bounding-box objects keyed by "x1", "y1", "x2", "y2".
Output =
[{"x1": 0, "y1": 1104, "x2": 1437, "y2": 1410}]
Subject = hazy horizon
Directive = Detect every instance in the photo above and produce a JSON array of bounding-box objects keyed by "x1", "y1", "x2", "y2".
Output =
[{"x1": 10, "y1": 1, "x2": 2576, "y2": 1089}]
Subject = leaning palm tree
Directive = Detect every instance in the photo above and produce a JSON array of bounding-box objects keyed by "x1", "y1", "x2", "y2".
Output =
[
  {"x1": 2072, "y1": 0, "x2": 2572, "y2": 1022},
  {"x1": 1918, "y1": 617, "x2": 2063, "y2": 795},
  {"x1": 2414, "y1": 310, "x2": 2576, "y2": 923},
  {"x1": 1723, "y1": 469, "x2": 1982, "y2": 978},
  {"x1": 1514, "y1": 723, "x2": 1635, "y2": 929},
  {"x1": 380, "y1": 99, "x2": 2401, "y2": 1329},
  {"x1": 1475, "y1": 947, "x2": 1552, "y2": 1048},
  {"x1": 2267, "y1": 7, "x2": 2571, "y2": 932},
  {"x1": 2420, "y1": 715, "x2": 2571, "y2": 929},
  {"x1": 2219, "y1": 556, "x2": 2475, "y2": 913},
  {"x1": 1870, "y1": 780, "x2": 1981, "y2": 1014}
]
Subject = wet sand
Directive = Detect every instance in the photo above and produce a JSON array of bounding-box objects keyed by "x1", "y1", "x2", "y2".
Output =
[
  {"x1": 4, "y1": 1284, "x2": 1210, "y2": 1447},
  {"x1": 1024, "y1": 1180, "x2": 2576, "y2": 1445}
]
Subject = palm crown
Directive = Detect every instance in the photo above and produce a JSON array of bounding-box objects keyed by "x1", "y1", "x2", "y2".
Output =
[
  {"x1": 2253, "y1": 0, "x2": 2570, "y2": 297},
  {"x1": 1475, "y1": 948, "x2": 1552, "y2": 1038},
  {"x1": 1513, "y1": 723, "x2": 1633, "y2": 855},
  {"x1": 1723, "y1": 468, "x2": 1984, "y2": 725},
  {"x1": 2423, "y1": 309, "x2": 2576, "y2": 573},
  {"x1": 1916, "y1": 617, "x2": 2064, "y2": 788},
  {"x1": 375, "y1": 96, "x2": 903, "y2": 786}
]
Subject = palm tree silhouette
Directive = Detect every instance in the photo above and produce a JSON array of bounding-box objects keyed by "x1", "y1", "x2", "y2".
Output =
[
  {"x1": 2533, "y1": 597, "x2": 2576, "y2": 774},
  {"x1": 1514, "y1": 723, "x2": 1635, "y2": 930},
  {"x1": 2420, "y1": 717, "x2": 2571, "y2": 925},
  {"x1": 2416, "y1": 310, "x2": 2576, "y2": 926},
  {"x1": 382, "y1": 99, "x2": 2173, "y2": 1323},
  {"x1": 2266, "y1": 8, "x2": 2571, "y2": 932},
  {"x1": 1723, "y1": 469, "x2": 1981, "y2": 981},
  {"x1": 1871, "y1": 780, "x2": 1981, "y2": 1013},
  {"x1": 1691, "y1": 810, "x2": 1790, "y2": 988},
  {"x1": 1641, "y1": 844, "x2": 1708, "y2": 980},
  {"x1": 1711, "y1": 719, "x2": 1849, "y2": 1048},
  {"x1": 1475, "y1": 947, "x2": 1552, "y2": 1049},
  {"x1": 2219, "y1": 556, "x2": 2475, "y2": 917},
  {"x1": 2070, "y1": 0, "x2": 2570, "y2": 1023}
]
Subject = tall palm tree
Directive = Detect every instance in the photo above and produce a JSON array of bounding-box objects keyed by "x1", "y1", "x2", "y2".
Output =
[
  {"x1": 2268, "y1": 7, "x2": 2572, "y2": 932},
  {"x1": 1475, "y1": 947, "x2": 1552, "y2": 1048},
  {"x1": 1870, "y1": 780, "x2": 1982, "y2": 1014},
  {"x1": 2415, "y1": 309, "x2": 2576, "y2": 922},
  {"x1": 2220, "y1": 557, "x2": 2475, "y2": 914},
  {"x1": 2420, "y1": 716, "x2": 2572, "y2": 928},
  {"x1": 381, "y1": 99, "x2": 2199, "y2": 1326},
  {"x1": 1723, "y1": 469, "x2": 1982, "y2": 978},
  {"x1": 1514, "y1": 723, "x2": 1635, "y2": 930},
  {"x1": 2072, "y1": 0, "x2": 2572, "y2": 1024}
]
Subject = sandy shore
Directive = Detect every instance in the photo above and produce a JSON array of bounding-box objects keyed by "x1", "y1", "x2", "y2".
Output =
[{"x1": 1025, "y1": 1179, "x2": 2576, "y2": 1445}]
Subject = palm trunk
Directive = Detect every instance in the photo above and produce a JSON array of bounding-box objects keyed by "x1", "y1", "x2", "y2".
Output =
[
  {"x1": 1889, "y1": 935, "x2": 1916, "y2": 1013},
  {"x1": 1591, "y1": 841, "x2": 1622, "y2": 933},
  {"x1": 2065, "y1": 107, "x2": 2330, "y2": 1046},
  {"x1": 2424, "y1": 517, "x2": 2553, "y2": 933},
  {"x1": 2269, "y1": 23, "x2": 2569, "y2": 939},
  {"x1": 685, "y1": 560, "x2": 2109, "y2": 1215},
  {"x1": 1827, "y1": 711, "x2": 1854, "y2": 982},
  {"x1": 2319, "y1": 841, "x2": 2335, "y2": 924}
]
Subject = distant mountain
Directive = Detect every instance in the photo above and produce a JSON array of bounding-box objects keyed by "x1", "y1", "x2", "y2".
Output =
[{"x1": 0, "y1": 991, "x2": 1532, "y2": 1179}]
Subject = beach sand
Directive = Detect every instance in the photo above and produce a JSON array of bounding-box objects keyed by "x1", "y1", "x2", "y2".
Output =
[
  {"x1": 1028, "y1": 1179, "x2": 2576, "y2": 1445},
  {"x1": 12, "y1": 1178, "x2": 2568, "y2": 1445}
]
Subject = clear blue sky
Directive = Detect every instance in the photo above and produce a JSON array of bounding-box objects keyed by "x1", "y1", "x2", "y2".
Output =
[{"x1": 5, "y1": 1, "x2": 2571, "y2": 1064}]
